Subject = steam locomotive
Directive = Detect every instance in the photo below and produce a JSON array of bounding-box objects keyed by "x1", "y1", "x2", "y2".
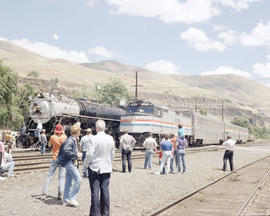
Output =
[{"x1": 26, "y1": 92, "x2": 125, "y2": 147}]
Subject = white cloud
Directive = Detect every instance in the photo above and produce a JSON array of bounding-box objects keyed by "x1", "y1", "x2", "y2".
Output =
[
  {"x1": 84, "y1": 0, "x2": 254, "y2": 24},
  {"x1": 84, "y1": 0, "x2": 99, "y2": 7},
  {"x1": 240, "y1": 20, "x2": 270, "y2": 48},
  {"x1": 11, "y1": 38, "x2": 89, "y2": 63},
  {"x1": 217, "y1": 0, "x2": 249, "y2": 12},
  {"x1": 218, "y1": 30, "x2": 238, "y2": 45},
  {"x1": 180, "y1": 27, "x2": 226, "y2": 52},
  {"x1": 145, "y1": 60, "x2": 180, "y2": 74},
  {"x1": 252, "y1": 62, "x2": 270, "y2": 78},
  {"x1": 88, "y1": 46, "x2": 113, "y2": 58},
  {"x1": 201, "y1": 66, "x2": 252, "y2": 78},
  {"x1": 213, "y1": 25, "x2": 226, "y2": 32},
  {"x1": 267, "y1": 55, "x2": 270, "y2": 60},
  {"x1": 52, "y1": 34, "x2": 59, "y2": 40},
  {"x1": 0, "y1": 37, "x2": 7, "y2": 41},
  {"x1": 106, "y1": 0, "x2": 220, "y2": 24}
]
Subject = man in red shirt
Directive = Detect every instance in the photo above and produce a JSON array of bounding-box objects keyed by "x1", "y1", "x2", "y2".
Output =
[{"x1": 40, "y1": 124, "x2": 67, "y2": 200}]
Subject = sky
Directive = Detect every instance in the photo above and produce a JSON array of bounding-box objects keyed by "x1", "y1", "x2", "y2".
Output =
[{"x1": 0, "y1": 0, "x2": 270, "y2": 85}]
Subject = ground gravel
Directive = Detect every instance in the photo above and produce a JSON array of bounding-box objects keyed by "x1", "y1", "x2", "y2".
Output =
[{"x1": 1, "y1": 142, "x2": 270, "y2": 216}]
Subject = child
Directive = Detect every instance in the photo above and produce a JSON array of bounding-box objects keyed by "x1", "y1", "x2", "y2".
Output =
[{"x1": 156, "y1": 149, "x2": 165, "y2": 174}]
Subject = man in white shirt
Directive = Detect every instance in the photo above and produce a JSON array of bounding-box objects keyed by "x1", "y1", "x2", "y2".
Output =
[
  {"x1": 82, "y1": 120, "x2": 115, "y2": 216},
  {"x1": 120, "y1": 130, "x2": 136, "y2": 173},
  {"x1": 80, "y1": 128, "x2": 94, "y2": 177},
  {"x1": 143, "y1": 133, "x2": 157, "y2": 169},
  {"x1": 222, "y1": 135, "x2": 236, "y2": 171}
]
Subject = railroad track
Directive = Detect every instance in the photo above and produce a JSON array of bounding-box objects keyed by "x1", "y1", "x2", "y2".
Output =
[
  {"x1": 148, "y1": 155, "x2": 270, "y2": 216},
  {"x1": 238, "y1": 168, "x2": 270, "y2": 216},
  {"x1": 12, "y1": 146, "x2": 222, "y2": 173}
]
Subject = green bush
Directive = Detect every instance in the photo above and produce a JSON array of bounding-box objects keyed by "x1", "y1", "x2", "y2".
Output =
[{"x1": 27, "y1": 70, "x2": 40, "y2": 78}]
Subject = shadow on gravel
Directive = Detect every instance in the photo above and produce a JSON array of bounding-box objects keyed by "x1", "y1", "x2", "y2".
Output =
[
  {"x1": 112, "y1": 169, "x2": 122, "y2": 173},
  {"x1": 212, "y1": 168, "x2": 224, "y2": 171},
  {"x1": 31, "y1": 195, "x2": 63, "y2": 206}
]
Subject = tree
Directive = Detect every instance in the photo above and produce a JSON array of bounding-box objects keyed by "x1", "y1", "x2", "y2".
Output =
[
  {"x1": 231, "y1": 116, "x2": 270, "y2": 139},
  {"x1": 93, "y1": 79, "x2": 132, "y2": 105},
  {"x1": 0, "y1": 61, "x2": 35, "y2": 129},
  {"x1": 0, "y1": 60, "x2": 18, "y2": 128},
  {"x1": 17, "y1": 83, "x2": 35, "y2": 120},
  {"x1": 199, "y1": 108, "x2": 207, "y2": 116},
  {"x1": 50, "y1": 78, "x2": 59, "y2": 94},
  {"x1": 231, "y1": 117, "x2": 250, "y2": 128}
]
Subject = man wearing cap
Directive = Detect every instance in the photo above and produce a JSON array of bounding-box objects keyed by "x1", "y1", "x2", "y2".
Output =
[
  {"x1": 80, "y1": 128, "x2": 94, "y2": 177},
  {"x1": 120, "y1": 129, "x2": 136, "y2": 173},
  {"x1": 40, "y1": 124, "x2": 67, "y2": 200}
]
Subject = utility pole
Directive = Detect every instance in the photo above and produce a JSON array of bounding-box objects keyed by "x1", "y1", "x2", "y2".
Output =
[
  {"x1": 222, "y1": 99, "x2": 225, "y2": 141},
  {"x1": 131, "y1": 71, "x2": 143, "y2": 101},
  {"x1": 222, "y1": 100, "x2": 224, "y2": 122},
  {"x1": 195, "y1": 97, "x2": 198, "y2": 113}
]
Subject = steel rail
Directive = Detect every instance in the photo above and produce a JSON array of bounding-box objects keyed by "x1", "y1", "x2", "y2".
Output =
[
  {"x1": 235, "y1": 169, "x2": 270, "y2": 216},
  {"x1": 147, "y1": 154, "x2": 270, "y2": 216},
  {"x1": 14, "y1": 155, "x2": 147, "y2": 173},
  {"x1": 12, "y1": 146, "x2": 224, "y2": 173}
]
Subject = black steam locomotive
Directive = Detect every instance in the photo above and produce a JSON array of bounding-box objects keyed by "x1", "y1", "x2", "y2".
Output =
[{"x1": 25, "y1": 93, "x2": 125, "y2": 147}]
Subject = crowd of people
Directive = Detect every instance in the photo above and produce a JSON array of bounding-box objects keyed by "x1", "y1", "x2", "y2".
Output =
[{"x1": 0, "y1": 121, "x2": 236, "y2": 215}]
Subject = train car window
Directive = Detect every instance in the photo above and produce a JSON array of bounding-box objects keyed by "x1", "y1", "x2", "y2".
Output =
[
  {"x1": 126, "y1": 107, "x2": 138, "y2": 113},
  {"x1": 141, "y1": 102, "x2": 152, "y2": 107}
]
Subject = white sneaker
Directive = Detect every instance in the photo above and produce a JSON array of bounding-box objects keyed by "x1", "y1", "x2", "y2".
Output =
[{"x1": 66, "y1": 199, "x2": 79, "y2": 207}]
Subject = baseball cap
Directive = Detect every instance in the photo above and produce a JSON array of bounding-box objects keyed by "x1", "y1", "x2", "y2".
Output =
[{"x1": 55, "y1": 124, "x2": 63, "y2": 133}]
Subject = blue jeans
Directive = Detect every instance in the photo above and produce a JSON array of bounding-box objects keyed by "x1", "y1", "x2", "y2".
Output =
[
  {"x1": 122, "y1": 149, "x2": 132, "y2": 172},
  {"x1": 144, "y1": 148, "x2": 154, "y2": 169},
  {"x1": 1, "y1": 161, "x2": 15, "y2": 175},
  {"x1": 63, "y1": 161, "x2": 82, "y2": 202},
  {"x1": 42, "y1": 160, "x2": 65, "y2": 195},
  {"x1": 88, "y1": 169, "x2": 111, "y2": 216},
  {"x1": 40, "y1": 142, "x2": 46, "y2": 154},
  {"x1": 177, "y1": 150, "x2": 186, "y2": 172},
  {"x1": 82, "y1": 151, "x2": 87, "y2": 177},
  {"x1": 170, "y1": 149, "x2": 178, "y2": 172}
]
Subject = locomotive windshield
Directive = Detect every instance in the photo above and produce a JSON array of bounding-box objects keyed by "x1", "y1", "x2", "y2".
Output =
[{"x1": 126, "y1": 101, "x2": 155, "y2": 114}]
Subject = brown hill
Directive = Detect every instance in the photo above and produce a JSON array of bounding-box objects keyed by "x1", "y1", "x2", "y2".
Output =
[{"x1": 1, "y1": 40, "x2": 270, "y2": 126}]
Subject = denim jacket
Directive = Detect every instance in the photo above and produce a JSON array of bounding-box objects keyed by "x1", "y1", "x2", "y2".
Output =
[{"x1": 57, "y1": 136, "x2": 78, "y2": 167}]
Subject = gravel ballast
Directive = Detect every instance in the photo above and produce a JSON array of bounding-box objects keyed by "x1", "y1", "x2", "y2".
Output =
[{"x1": 1, "y1": 143, "x2": 270, "y2": 216}]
